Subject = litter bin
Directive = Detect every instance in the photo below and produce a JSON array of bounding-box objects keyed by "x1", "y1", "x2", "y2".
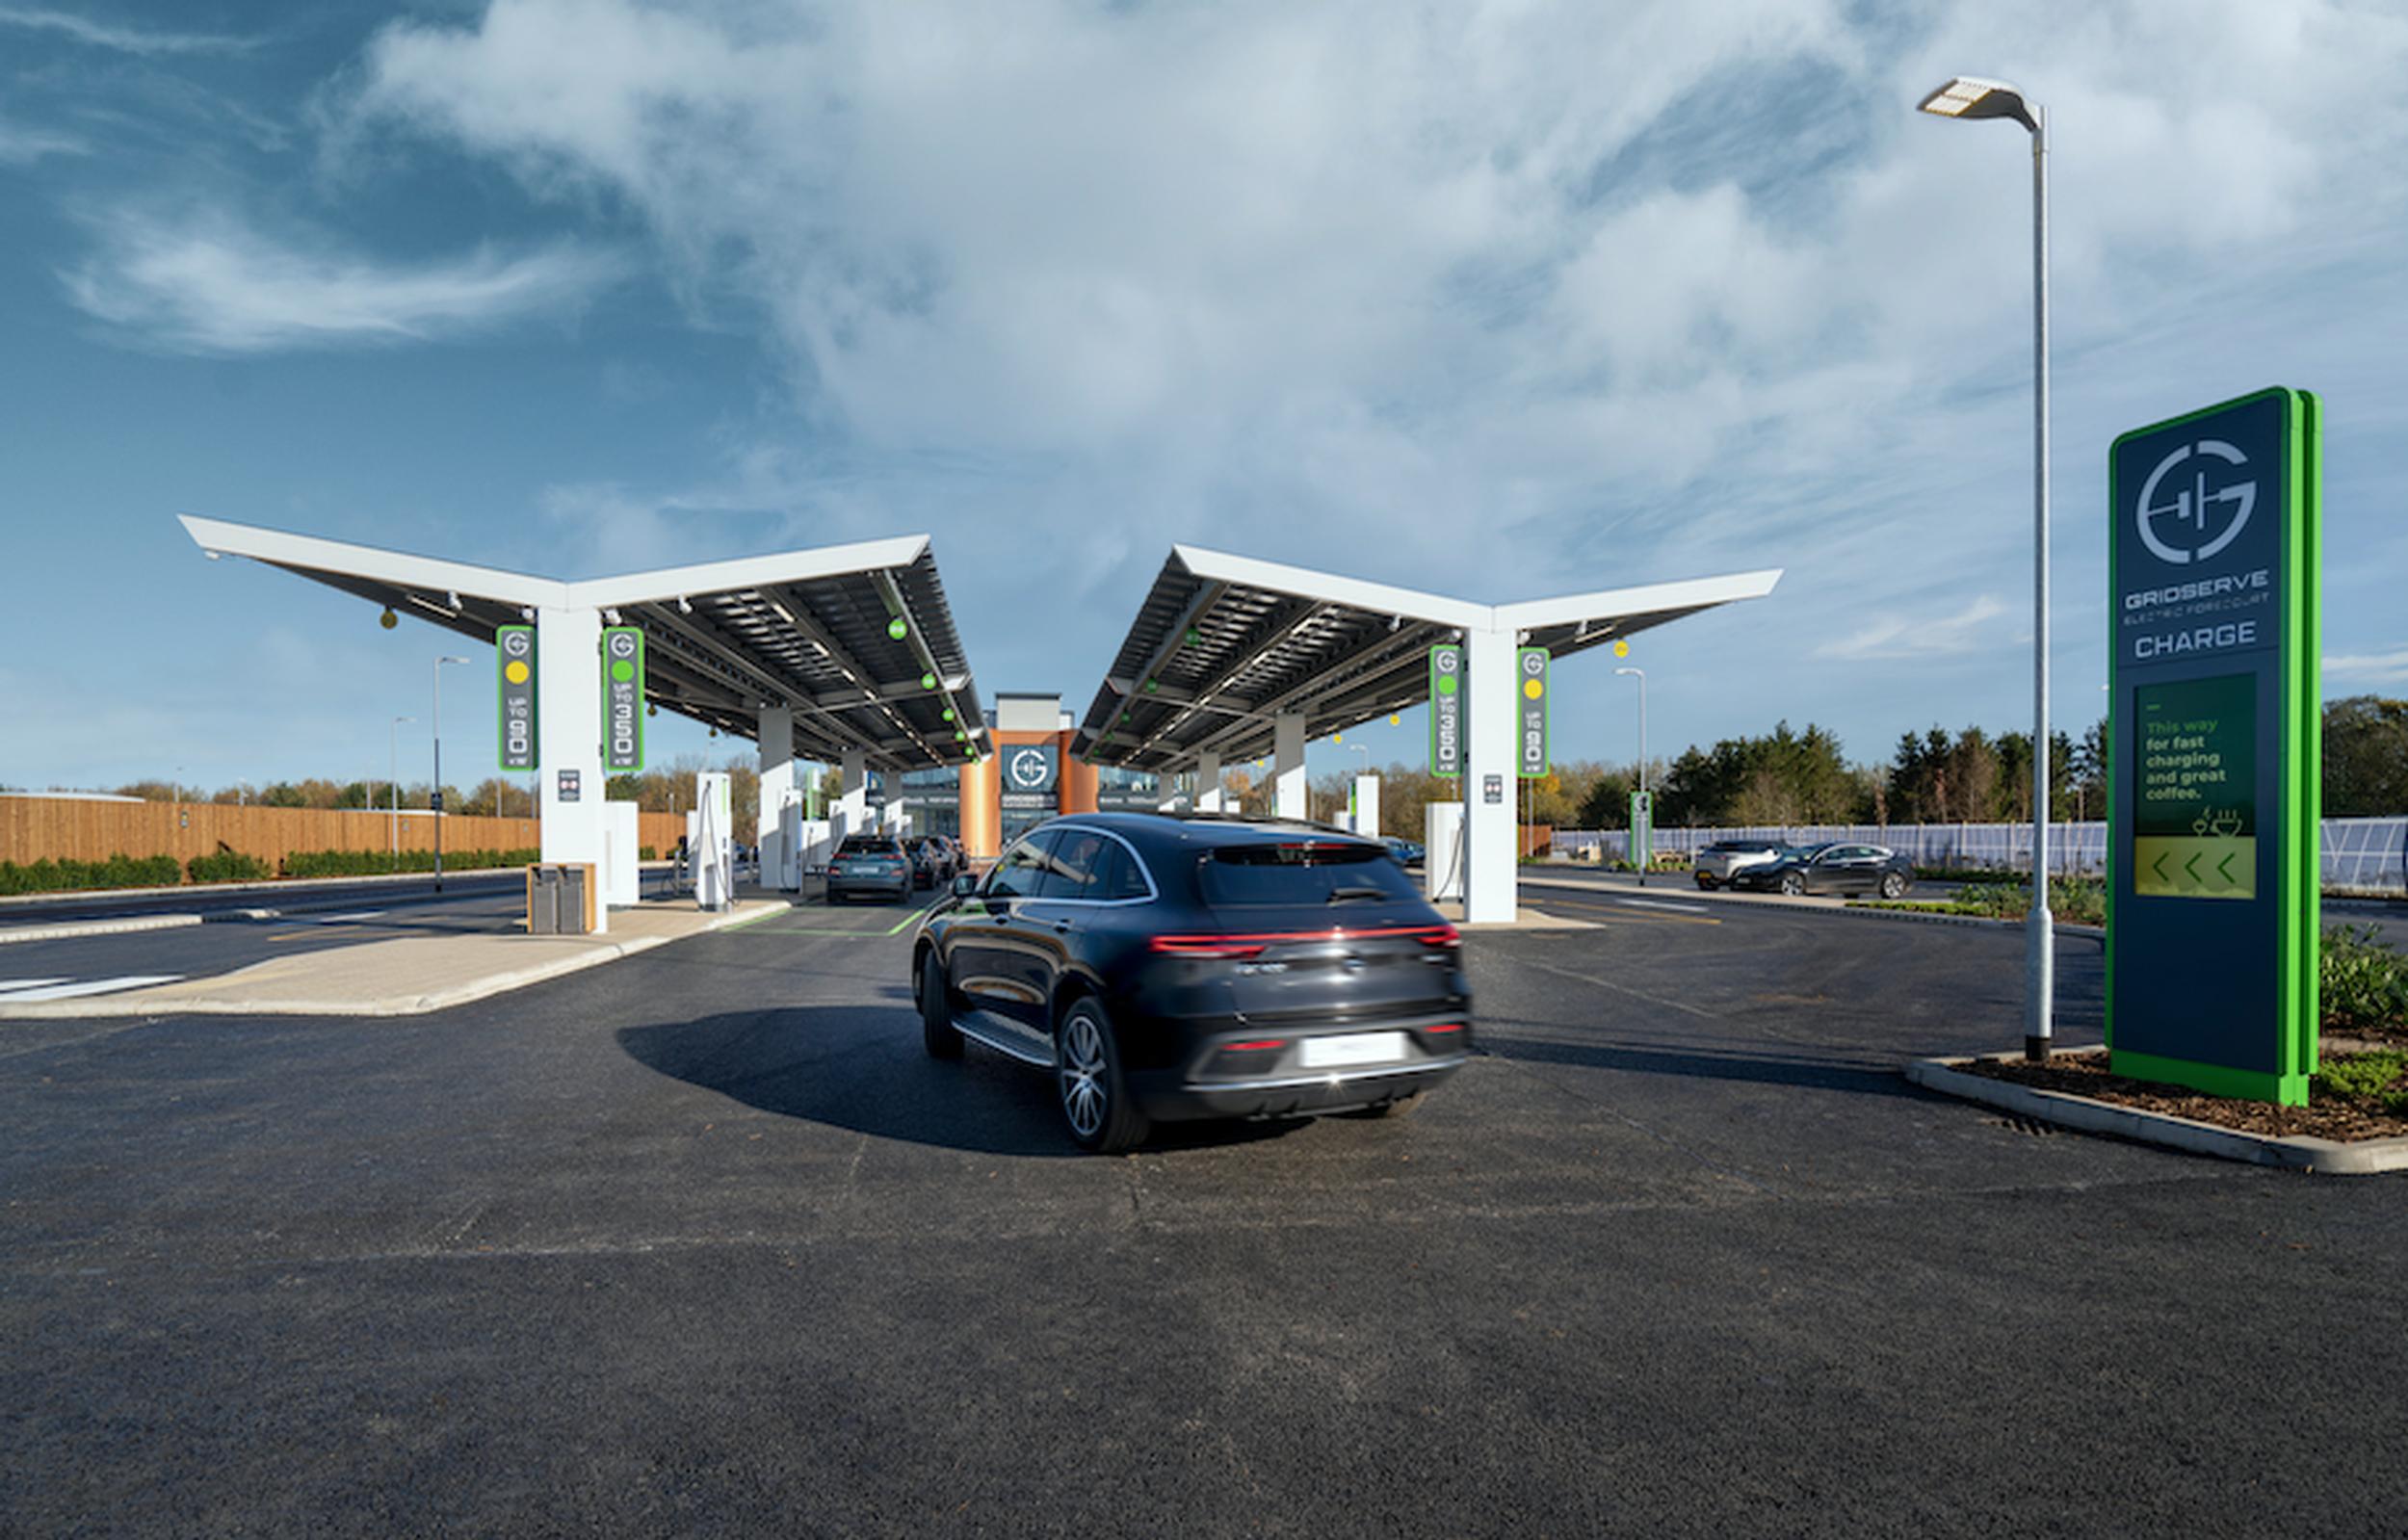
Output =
[{"x1": 526, "y1": 863, "x2": 596, "y2": 935}]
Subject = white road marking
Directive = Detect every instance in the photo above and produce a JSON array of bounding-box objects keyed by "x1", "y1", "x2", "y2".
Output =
[
  {"x1": 0, "y1": 979, "x2": 69, "y2": 993},
  {"x1": 0, "y1": 975, "x2": 182, "y2": 1001},
  {"x1": 310, "y1": 911, "x2": 388, "y2": 925},
  {"x1": 1614, "y1": 897, "x2": 1710, "y2": 914}
]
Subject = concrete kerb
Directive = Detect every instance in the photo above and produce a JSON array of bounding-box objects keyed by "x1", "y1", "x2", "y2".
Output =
[
  {"x1": 0, "y1": 901, "x2": 783, "y2": 1021},
  {"x1": 1907, "y1": 1050, "x2": 2408, "y2": 1176},
  {"x1": 1517, "y1": 874, "x2": 2107, "y2": 941},
  {"x1": 0, "y1": 914, "x2": 206, "y2": 947}
]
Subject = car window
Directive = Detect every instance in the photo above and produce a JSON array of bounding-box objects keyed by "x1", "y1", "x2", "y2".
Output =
[
  {"x1": 1035, "y1": 828, "x2": 1112, "y2": 900},
  {"x1": 1097, "y1": 841, "x2": 1151, "y2": 901},
  {"x1": 837, "y1": 835, "x2": 893, "y2": 855},
  {"x1": 1199, "y1": 841, "x2": 1423, "y2": 907},
  {"x1": 985, "y1": 830, "x2": 1056, "y2": 901}
]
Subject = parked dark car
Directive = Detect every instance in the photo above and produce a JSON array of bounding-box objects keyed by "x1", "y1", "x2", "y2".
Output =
[
  {"x1": 826, "y1": 834, "x2": 913, "y2": 903},
  {"x1": 1726, "y1": 842, "x2": 1914, "y2": 899},
  {"x1": 912, "y1": 813, "x2": 1473, "y2": 1152},
  {"x1": 911, "y1": 837, "x2": 958, "y2": 890}
]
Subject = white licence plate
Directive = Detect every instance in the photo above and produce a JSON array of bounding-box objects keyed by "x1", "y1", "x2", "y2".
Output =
[{"x1": 1299, "y1": 1031, "x2": 1408, "y2": 1069}]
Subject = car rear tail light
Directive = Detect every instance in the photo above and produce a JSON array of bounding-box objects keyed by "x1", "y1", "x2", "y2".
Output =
[
  {"x1": 1150, "y1": 935, "x2": 1269, "y2": 959},
  {"x1": 1407, "y1": 924, "x2": 1461, "y2": 950},
  {"x1": 1425, "y1": 1023, "x2": 1464, "y2": 1035},
  {"x1": 1225, "y1": 1038, "x2": 1287, "y2": 1052}
]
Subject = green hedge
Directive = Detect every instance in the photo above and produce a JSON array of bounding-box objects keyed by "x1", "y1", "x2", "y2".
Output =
[
  {"x1": 187, "y1": 851, "x2": 273, "y2": 884},
  {"x1": 0, "y1": 853, "x2": 184, "y2": 896},
  {"x1": 281, "y1": 848, "x2": 542, "y2": 879}
]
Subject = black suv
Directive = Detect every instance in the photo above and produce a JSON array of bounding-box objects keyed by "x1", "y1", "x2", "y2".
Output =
[{"x1": 912, "y1": 814, "x2": 1473, "y2": 1152}]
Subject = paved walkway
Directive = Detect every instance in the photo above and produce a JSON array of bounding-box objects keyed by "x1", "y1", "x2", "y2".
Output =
[{"x1": 0, "y1": 899, "x2": 783, "y2": 1019}]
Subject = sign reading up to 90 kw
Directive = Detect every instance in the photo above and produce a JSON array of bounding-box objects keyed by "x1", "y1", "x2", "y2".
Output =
[
  {"x1": 1428, "y1": 644, "x2": 1462, "y2": 778},
  {"x1": 603, "y1": 626, "x2": 645, "y2": 772},
  {"x1": 2109, "y1": 386, "x2": 2320, "y2": 1107},
  {"x1": 1517, "y1": 647, "x2": 1550, "y2": 778},
  {"x1": 497, "y1": 625, "x2": 537, "y2": 770}
]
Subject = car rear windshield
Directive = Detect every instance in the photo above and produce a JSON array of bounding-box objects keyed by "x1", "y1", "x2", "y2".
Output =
[
  {"x1": 1198, "y1": 842, "x2": 1424, "y2": 907},
  {"x1": 837, "y1": 836, "x2": 897, "y2": 855},
  {"x1": 1707, "y1": 840, "x2": 1784, "y2": 853}
]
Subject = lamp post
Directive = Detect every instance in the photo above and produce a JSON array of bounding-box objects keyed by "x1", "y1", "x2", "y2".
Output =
[
  {"x1": 432, "y1": 655, "x2": 471, "y2": 893},
  {"x1": 1615, "y1": 666, "x2": 1646, "y2": 886},
  {"x1": 388, "y1": 716, "x2": 415, "y2": 871},
  {"x1": 1918, "y1": 73, "x2": 2054, "y2": 1061}
]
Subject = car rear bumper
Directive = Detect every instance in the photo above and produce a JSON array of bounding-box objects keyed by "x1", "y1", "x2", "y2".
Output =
[
  {"x1": 829, "y1": 875, "x2": 912, "y2": 899},
  {"x1": 1130, "y1": 1055, "x2": 1468, "y2": 1122}
]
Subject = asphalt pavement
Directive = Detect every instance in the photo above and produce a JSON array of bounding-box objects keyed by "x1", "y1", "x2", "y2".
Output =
[
  {"x1": 0, "y1": 888, "x2": 531, "y2": 1002},
  {"x1": 3, "y1": 885, "x2": 2402, "y2": 1537}
]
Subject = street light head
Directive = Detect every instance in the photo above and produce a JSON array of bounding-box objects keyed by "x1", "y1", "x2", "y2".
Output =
[
  {"x1": 1614, "y1": 666, "x2": 1642, "y2": 678},
  {"x1": 1917, "y1": 75, "x2": 2037, "y2": 132},
  {"x1": 439, "y1": 655, "x2": 471, "y2": 666}
]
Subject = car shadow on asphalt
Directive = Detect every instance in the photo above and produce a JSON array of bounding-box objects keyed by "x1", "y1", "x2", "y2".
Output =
[
  {"x1": 615, "y1": 1008, "x2": 1303, "y2": 1159},
  {"x1": 1475, "y1": 1029, "x2": 1928, "y2": 1100}
]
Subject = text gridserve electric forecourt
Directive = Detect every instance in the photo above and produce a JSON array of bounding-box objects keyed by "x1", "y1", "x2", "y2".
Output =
[{"x1": 2109, "y1": 386, "x2": 2320, "y2": 1106}]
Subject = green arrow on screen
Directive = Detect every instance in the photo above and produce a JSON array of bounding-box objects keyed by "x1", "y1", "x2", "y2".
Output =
[
  {"x1": 2217, "y1": 852, "x2": 2237, "y2": 885},
  {"x1": 2184, "y1": 852, "x2": 2203, "y2": 884},
  {"x1": 2152, "y1": 851, "x2": 2171, "y2": 884}
]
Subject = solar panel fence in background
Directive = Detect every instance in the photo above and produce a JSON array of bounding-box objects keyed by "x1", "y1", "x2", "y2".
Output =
[{"x1": 1543, "y1": 818, "x2": 2407, "y2": 897}]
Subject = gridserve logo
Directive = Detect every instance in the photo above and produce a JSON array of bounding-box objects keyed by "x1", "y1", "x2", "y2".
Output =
[
  {"x1": 2135, "y1": 438, "x2": 2257, "y2": 566},
  {"x1": 1008, "y1": 747, "x2": 1053, "y2": 792}
]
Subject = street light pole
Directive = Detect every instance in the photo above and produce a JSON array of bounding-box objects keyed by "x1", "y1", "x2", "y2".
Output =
[
  {"x1": 432, "y1": 656, "x2": 471, "y2": 893},
  {"x1": 1918, "y1": 75, "x2": 2054, "y2": 1061},
  {"x1": 1615, "y1": 666, "x2": 1646, "y2": 886}
]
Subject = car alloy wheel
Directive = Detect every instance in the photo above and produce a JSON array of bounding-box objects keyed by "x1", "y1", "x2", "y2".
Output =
[
  {"x1": 1779, "y1": 871, "x2": 1806, "y2": 897},
  {"x1": 1880, "y1": 872, "x2": 1906, "y2": 900},
  {"x1": 1056, "y1": 999, "x2": 1148, "y2": 1154}
]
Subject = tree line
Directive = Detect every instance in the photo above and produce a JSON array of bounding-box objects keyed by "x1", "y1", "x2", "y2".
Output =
[{"x1": 1243, "y1": 695, "x2": 2408, "y2": 837}]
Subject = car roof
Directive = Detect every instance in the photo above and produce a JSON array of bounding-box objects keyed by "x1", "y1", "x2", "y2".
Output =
[{"x1": 1050, "y1": 810, "x2": 1379, "y2": 851}]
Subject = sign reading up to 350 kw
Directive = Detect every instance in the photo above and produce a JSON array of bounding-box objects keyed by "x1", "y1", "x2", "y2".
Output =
[
  {"x1": 2109, "y1": 386, "x2": 2320, "y2": 1106},
  {"x1": 1428, "y1": 644, "x2": 1462, "y2": 778},
  {"x1": 603, "y1": 626, "x2": 645, "y2": 772},
  {"x1": 497, "y1": 625, "x2": 537, "y2": 770},
  {"x1": 1517, "y1": 647, "x2": 1550, "y2": 778}
]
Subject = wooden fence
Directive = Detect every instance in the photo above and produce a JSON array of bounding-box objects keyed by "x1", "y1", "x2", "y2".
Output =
[{"x1": 2, "y1": 799, "x2": 688, "y2": 873}]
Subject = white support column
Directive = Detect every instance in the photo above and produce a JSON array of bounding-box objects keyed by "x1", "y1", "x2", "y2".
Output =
[
  {"x1": 1352, "y1": 773, "x2": 1381, "y2": 840},
  {"x1": 536, "y1": 604, "x2": 608, "y2": 934},
  {"x1": 837, "y1": 748, "x2": 867, "y2": 841},
  {"x1": 757, "y1": 706, "x2": 798, "y2": 891},
  {"x1": 1195, "y1": 752, "x2": 1222, "y2": 814},
  {"x1": 1157, "y1": 770, "x2": 1185, "y2": 813},
  {"x1": 1464, "y1": 625, "x2": 1518, "y2": 924},
  {"x1": 1273, "y1": 713, "x2": 1307, "y2": 821}
]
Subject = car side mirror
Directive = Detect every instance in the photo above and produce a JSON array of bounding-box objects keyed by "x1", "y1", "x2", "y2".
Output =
[{"x1": 951, "y1": 873, "x2": 979, "y2": 899}]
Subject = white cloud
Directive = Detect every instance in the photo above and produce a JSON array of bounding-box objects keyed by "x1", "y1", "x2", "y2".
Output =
[
  {"x1": 313, "y1": 0, "x2": 2408, "y2": 749},
  {"x1": 0, "y1": 117, "x2": 88, "y2": 164},
  {"x1": 1817, "y1": 595, "x2": 2010, "y2": 662},
  {"x1": 62, "y1": 209, "x2": 629, "y2": 353},
  {"x1": 2325, "y1": 649, "x2": 2408, "y2": 687},
  {"x1": 0, "y1": 6, "x2": 256, "y2": 56}
]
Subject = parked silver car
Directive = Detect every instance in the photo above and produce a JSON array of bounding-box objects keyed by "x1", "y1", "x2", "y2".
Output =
[{"x1": 1692, "y1": 838, "x2": 1789, "y2": 890}]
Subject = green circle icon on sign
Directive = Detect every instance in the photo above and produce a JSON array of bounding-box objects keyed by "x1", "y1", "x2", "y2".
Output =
[
  {"x1": 612, "y1": 660, "x2": 635, "y2": 683},
  {"x1": 1435, "y1": 675, "x2": 1458, "y2": 696}
]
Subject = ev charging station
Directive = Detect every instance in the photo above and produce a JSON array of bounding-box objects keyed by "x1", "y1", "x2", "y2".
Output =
[
  {"x1": 1070, "y1": 547, "x2": 1779, "y2": 924},
  {"x1": 181, "y1": 514, "x2": 989, "y2": 926}
]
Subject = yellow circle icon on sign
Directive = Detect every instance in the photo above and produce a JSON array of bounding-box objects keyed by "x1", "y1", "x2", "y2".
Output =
[
  {"x1": 1612, "y1": 639, "x2": 1630, "y2": 658},
  {"x1": 1523, "y1": 678, "x2": 1543, "y2": 699},
  {"x1": 506, "y1": 661, "x2": 530, "y2": 685}
]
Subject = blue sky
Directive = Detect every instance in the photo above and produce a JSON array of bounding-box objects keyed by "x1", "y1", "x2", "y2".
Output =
[{"x1": 4, "y1": 0, "x2": 2405, "y2": 796}]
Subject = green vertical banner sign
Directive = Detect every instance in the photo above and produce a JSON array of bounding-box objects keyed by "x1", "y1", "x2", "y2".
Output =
[
  {"x1": 2108, "y1": 386, "x2": 2320, "y2": 1105},
  {"x1": 1516, "y1": 647, "x2": 1550, "y2": 778},
  {"x1": 1630, "y1": 789, "x2": 1653, "y2": 872},
  {"x1": 602, "y1": 626, "x2": 645, "y2": 773},
  {"x1": 497, "y1": 625, "x2": 537, "y2": 770},
  {"x1": 1428, "y1": 644, "x2": 1463, "y2": 778}
]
